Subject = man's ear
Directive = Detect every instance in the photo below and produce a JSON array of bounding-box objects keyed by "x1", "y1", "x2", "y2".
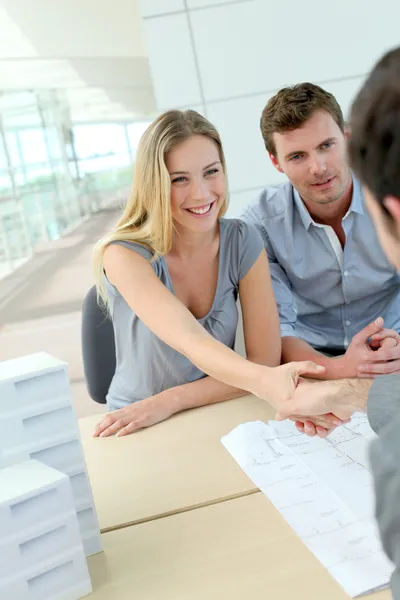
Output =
[
  {"x1": 269, "y1": 152, "x2": 284, "y2": 173},
  {"x1": 384, "y1": 196, "x2": 400, "y2": 234},
  {"x1": 344, "y1": 123, "x2": 350, "y2": 141}
]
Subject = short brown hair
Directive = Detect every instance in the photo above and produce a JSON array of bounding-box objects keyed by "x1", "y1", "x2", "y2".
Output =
[
  {"x1": 349, "y1": 46, "x2": 400, "y2": 221},
  {"x1": 260, "y1": 82, "x2": 345, "y2": 156}
]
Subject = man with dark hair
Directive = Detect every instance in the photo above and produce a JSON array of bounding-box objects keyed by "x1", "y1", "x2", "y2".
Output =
[
  {"x1": 242, "y1": 83, "x2": 400, "y2": 392},
  {"x1": 348, "y1": 46, "x2": 400, "y2": 599}
]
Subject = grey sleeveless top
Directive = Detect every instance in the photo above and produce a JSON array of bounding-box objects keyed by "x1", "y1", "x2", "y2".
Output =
[{"x1": 105, "y1": 218, "x2": 264, "y2": 410}]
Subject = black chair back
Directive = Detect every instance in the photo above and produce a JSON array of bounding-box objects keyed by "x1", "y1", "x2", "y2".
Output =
[{"x1": 81, "y1": 286, "x2": 116, "y2": 404}]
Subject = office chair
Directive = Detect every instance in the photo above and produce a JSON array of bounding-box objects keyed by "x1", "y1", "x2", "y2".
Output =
[{"x1": 81, "y1": 286, "x2": 116, "y2": 404}]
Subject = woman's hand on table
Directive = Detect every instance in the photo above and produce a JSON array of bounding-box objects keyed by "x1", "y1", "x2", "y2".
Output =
[{"x1": 93, "y1": 393, "x2": 176, "y2": 437}]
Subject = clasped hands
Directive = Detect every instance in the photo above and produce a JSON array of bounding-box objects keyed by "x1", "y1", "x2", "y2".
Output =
[{"x1": 282, "y1": 317, "x2": 400, "y2": 437}]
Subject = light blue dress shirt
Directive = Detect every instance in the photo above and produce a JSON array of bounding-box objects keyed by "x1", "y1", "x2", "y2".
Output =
[{"x1": 242, "y1": 177, "x2": 400, "y2": 351}]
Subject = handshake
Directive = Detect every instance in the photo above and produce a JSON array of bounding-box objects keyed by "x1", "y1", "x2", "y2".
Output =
[
  {"x1": 278, "y1": 378, "x2": 372, "y2": 438},
  {"x1": 274, "y1": 317, "x2": 400, "y2": 438}
]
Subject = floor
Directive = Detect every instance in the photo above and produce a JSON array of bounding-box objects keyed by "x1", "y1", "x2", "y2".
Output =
[{"x1": 0, "y1": 205, "x2": 122, "y2": 418}]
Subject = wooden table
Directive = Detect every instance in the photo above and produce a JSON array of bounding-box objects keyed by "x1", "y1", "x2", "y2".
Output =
[
  {"x1": 87, "y1": 493, "x2": 390, "y2": 600},
  {"x1": 79, "y1": 395, "x2": 274, "y2": 531}
]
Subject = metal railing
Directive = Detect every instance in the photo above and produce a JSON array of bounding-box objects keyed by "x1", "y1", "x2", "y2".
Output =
[{"x1": 0, "y1": 173, "x2": 130, "y2": 279}]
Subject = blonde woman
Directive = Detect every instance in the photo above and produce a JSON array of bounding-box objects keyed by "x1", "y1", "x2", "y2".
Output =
[{"x1": 92, "y1": 109, "x2": 331, "y2": 438}]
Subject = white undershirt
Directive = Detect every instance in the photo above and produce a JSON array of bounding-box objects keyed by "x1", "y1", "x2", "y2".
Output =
[
  {"x1": 312, "y1": 213, "x2": 350, "y2": 347},
  {"x1": 314, "y1": 222, "x2": 344, "y2": 268}
]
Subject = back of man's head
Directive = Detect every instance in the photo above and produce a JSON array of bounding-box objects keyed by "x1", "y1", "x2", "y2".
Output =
[
  {"x1": 349, "y1": 46, "x2": 400, "y2": 214},
  {"x1": 260, "y1": 83, "x2": 345, "y2": 157}
]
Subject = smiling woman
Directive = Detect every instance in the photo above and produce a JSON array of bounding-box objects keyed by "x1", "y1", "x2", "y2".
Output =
[
  {"x1": 91, "y1": 109, "x2": 329, "y2": 438},
  {"x1": 167, "y1": 136, "x2": 225, "y2": 231}
]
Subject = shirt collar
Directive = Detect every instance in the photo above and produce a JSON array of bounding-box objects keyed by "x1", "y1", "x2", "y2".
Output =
[
  {"x1": 292, "y1": 174, "x2": 364, "y2": 230},
  {"x1": 349, "y1": 176, "x2": 364, "y2": 215},
  {"x1": 292, "y1": 187, "x2": 313, "y2": 230}
]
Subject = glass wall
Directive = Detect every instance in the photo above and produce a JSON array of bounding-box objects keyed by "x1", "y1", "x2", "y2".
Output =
[{"x1": 0, "y1": 90, "x2": 150, "y2": 279}]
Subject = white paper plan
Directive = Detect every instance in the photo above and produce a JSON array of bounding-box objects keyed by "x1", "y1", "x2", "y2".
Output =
[{"x1": 221, "y1": 414, "x2": 393, "y2": 597}]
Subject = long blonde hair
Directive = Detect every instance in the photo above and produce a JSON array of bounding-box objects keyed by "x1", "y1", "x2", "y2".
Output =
[{"x1": 93, "y1": 109, "x2": 229, "y2": 307}]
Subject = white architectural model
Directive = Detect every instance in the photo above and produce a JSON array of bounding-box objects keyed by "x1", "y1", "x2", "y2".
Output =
[
  {"x1": 0, "y1": 352, "x2": 102, "y2": 557},
  {"x1": 0, "y1": 459, "x2": 92, "y2": 600}
]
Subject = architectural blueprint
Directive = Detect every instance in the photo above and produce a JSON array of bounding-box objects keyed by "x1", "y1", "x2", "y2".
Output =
[{"x1": 221, "y1": 414, "x2": 393, "y2": 597}]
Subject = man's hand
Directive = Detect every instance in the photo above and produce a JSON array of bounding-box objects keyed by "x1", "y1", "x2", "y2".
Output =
[
  {"x1": 288, "y1": 414, "x2": 350, "y2": 438},
  {"x1": 335, "y1": 317, "x2": 400, "y2": 378},
  {"x1": 359, "y1": 328, "x2": 400, "y2": 375},
  {"x1": 276, "y1": 378, "x2": 372, "y2": 436}
]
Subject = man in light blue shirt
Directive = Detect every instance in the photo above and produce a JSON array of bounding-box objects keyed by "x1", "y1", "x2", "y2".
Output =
[{"x1": 242, "y1": 82, "x2": 400, "y2": 380}]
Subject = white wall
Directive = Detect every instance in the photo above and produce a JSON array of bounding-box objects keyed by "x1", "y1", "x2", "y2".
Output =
[
  {"x1": 0, "y1": 0, "x2": 156, "y2": 121},
  {"x1": 2, "y1": 0, "x2": 147, "y2": 58},
  {"x1": 140, "y1": 0, "x2": 400, "y2": 216}
]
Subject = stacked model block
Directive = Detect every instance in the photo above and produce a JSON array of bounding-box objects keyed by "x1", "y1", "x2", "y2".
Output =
[
  {"x1": 0, "y1": 352, "x2": 102, "y2": 557},
  {"x1": 0, "y1": 460, "x2": 92, "y2": 599}
]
